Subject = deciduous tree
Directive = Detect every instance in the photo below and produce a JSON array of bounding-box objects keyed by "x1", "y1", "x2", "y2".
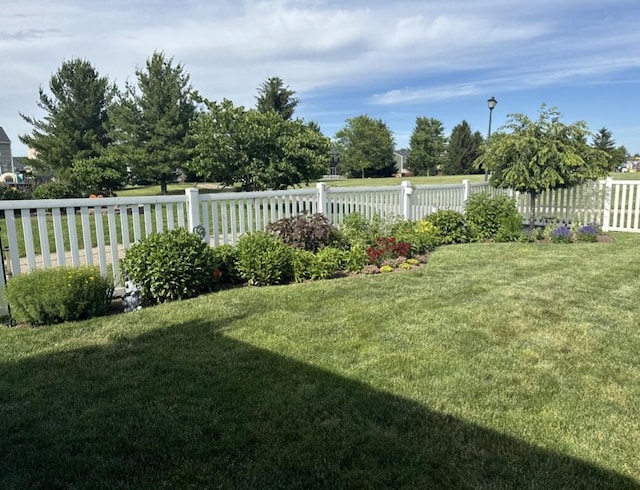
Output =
[
  {"x1": 476, "y1": 104, "x2": 609, "y2": 227},
  {"x1": 334, "y1": 116, "x2": 395, "y2": 179},
  {"x1": 189, "y1": 99, "x2": 330, "y2": 191},
  {"x1": 408, "y1": 117, "x2": 447, "y2": 176}
]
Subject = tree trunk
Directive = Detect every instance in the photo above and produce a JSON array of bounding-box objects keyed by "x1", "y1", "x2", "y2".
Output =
[
  {"x1": 528, "y1": 193, "x2": 537, "y2": 230},
  {"x1": 160, "y1": 179, "x2": 168, "y2": 196}
]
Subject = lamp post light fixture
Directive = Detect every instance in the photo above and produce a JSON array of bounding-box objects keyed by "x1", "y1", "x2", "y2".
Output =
[{"x1": 484, "y1": 96, "x2": 497, "y2": 182}]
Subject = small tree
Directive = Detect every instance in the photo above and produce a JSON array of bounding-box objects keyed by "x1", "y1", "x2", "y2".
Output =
[
  {"x1": 476, "y1": 105, "x2": 609, "y2": 227},
  {"x1": 334, "y1": 115, "x2": 395, "y2": 178}
]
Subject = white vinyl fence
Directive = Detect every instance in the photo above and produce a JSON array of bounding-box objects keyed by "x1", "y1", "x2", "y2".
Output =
[{"x1": 0, "y1": 178, "x2": 636, "y2": 297}]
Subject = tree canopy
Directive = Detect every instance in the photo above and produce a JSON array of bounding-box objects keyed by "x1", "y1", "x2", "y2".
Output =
[
  {"x1": 255, "y1": 77, "x2": 299, "y2": 120},
  {"x1": 334, "y1": 116, "x2": 395, "y2": 179},
  {"x1": 592, "y1": 127, "x2": 628, "y2": 170},
  {"x1": 19, "y1": 58, "x2": 122, "y2": 194},
  {"x1": 443, "y1": 120, "x2": 483, "y2": 175},
  {"x1": 188, "y1": 99, "x2": 330, "y2": 191},
  {"x1": 476, "y1": 104, "x2": 609, "y2": 226},
  {"x1": 109, "y1": 52, "x2": 197, "y2": 194},
  {"x1": 408, "y1": 117, "x2": 447, "y2": 176}
]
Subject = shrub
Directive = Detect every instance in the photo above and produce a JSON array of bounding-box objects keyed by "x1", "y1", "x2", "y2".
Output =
[
  {"x1": 121, "y1": 228, "x2": 220, "y2": 304},
  {"x1": 366, "y1": 237, "x2": 411, "y2": 266},
  {"x1": 310, "y1": 247, "x2": 346, "y2": 280},
  {"x1": 340, "y1": 212, "x2": 394, "y2": 248},
  {"x1": 343, "y1": 243, "x2": 369, "y2": 273},
  {"x1": 31, "y1": 181, "x2": 80, "y2": 200},
  {"x1": 410, "y1": 220, "x2": 441, "y2": 253},
  {"x1": 380, "y1": 265, "x2": 394, "y2": 273},
  {"x1": 4, "y1": 266, "x2": 113, "y2": 325},
  {"x1": 465, "y1": 192, "x2": 519, "y2": 241},
  {"x1": 235, "y1": 231, "x2": 293, "y2": 286},
  {"x1": 212, "y1": 244, "x2": 242, "y2": 284},
  {"x1": 495, "y1": 215, "x2": 525, "y2": 243},
  {"x1": 425, "y1": 210, "x2": 469, "y2": 244},
  {"x1": 0, "y1": 186, "x2": 30, "y2": 200},
  {"x1": 291, "y1": 249, "x2": 316, "y2": 282},
  {"x1": 266, "y1": 213, "x2": 340, "y2": 252},
  {"x1": 549, "y1": 225, "x2": 573, "y2": 243},
  {"x1": 575, "y1": 224, "x2": 599, "y2": 242}
]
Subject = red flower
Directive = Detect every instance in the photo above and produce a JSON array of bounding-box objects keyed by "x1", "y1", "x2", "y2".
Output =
[{"x1": 213, "y1": 268, "x2": 222, "y2": 278}]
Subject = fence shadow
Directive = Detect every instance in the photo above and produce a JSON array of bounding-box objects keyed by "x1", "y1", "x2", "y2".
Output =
[{"x1": 1, "y1": 319, "x2": 638, "y2": 489}]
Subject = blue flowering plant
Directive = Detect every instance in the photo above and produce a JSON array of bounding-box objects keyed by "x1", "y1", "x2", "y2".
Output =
[
  {"x1": 549, "y1": 224, "x2": 573, "y2": 243},
  {"x1": 575, "y1": 224, "x2": 599, "y2": 242}
]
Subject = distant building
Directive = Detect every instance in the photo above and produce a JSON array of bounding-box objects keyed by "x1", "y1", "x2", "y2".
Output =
[
  {"x1": 393, "y1": 150, "x2": 412, "y2": 177},
  {"x1": 0, "y1": 127, "x2": 12, "y2": 174}
]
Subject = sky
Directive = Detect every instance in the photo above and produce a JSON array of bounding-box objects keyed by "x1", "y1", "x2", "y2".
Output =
[{"x1": 1, "y1": 0, "x2": 639, "y2": 157}]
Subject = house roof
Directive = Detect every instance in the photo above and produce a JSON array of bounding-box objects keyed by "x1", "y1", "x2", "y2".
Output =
[{"x1": 0, "y1": 127, "x2": 11, "y2": 144}]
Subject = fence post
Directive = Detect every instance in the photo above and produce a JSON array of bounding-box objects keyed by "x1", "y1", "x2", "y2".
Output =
[
  {"x1": 316, "y1": 182, "x2": 326, "y2": 216},
  {"x1": 602, "y1": 177, "x2": 613, "y2": 232},
  {"x1": 462, "y1": 179, "x2": 471, "y2": 209},
  {"x1": 185, "y1": 188, "x2": 204, "y2": 239},
  {"x1": 401, "y1": 180, "x2": 413, "y2": 221}
]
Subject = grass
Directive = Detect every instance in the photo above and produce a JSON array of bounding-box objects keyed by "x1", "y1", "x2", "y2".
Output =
[{"x1": 1, "y1": 234, "x2": 640, "y2": 488}]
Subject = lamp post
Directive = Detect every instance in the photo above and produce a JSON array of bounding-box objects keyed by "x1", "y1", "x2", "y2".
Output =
[{"x1": 484, "y1": 96, "x2": 497, "y2": 182}]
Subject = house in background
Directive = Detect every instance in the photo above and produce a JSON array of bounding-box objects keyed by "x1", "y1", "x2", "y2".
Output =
[
  {"x1": 0, "y1": 127, "x2": 13, "y2": 174},
  {"x1": 393, "y1": 150, "x2": 412, "y2": 177}
]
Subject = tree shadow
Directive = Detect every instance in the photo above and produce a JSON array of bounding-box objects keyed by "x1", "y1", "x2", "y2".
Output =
[{"x1": 1, "y1": 318, "x2": 637, "y2": 489}]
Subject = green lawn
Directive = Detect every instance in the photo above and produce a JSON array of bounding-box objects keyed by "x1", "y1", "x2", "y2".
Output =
[{"x1": 1, "y1": 234, "x2": 639, "y2": 488}]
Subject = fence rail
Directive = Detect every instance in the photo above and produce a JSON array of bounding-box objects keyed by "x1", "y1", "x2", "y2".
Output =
[{"x1": 0, "y1": 178, "x2": 636, "y2": 296}]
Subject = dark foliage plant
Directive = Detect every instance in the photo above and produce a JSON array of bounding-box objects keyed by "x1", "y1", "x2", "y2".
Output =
[
  {"x1": 31, "y1": 181, "x2": 80, "y2": 200},
  {"x1": 122, "y1": 228, "x2": 220, "y2": 304},
  {"x1": 0, "y1": 186, "x2": 31, "y2": 200},
  {"x1": 366, "y1": 237, "x2": 411, "y2": 266},
  {"x1": 266, "y1": 213, "x2": 340, "y2": 252}
]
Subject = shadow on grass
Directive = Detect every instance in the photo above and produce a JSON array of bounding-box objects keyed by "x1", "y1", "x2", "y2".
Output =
[{"x1": 1, "y1": 319, "x2": 638, "y2": 489}]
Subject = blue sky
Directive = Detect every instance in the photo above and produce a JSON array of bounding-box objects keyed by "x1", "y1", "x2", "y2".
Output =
[{"x1": 1, "y1": 0, "x2": 639, "y2": 156}]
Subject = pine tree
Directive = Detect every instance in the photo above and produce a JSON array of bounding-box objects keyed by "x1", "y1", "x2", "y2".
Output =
[
  {"x1": 255, "y1": 77, "x2": 299, "y2": 120},
  {"x1": 408, "y1": 117, "x2": 447, "y2": 176},
  {"x1": 444, "y1": 120, "x2": 483, "y2": 175},
  {"x1": 109, "y1": 52, "x2": 197, "y2": 195}
]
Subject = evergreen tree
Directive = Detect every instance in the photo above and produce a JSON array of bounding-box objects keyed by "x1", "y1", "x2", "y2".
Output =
[
  {"x1": 20, "y1": 58, "x2": 122, "y2": 193},
  {"x1": 110, "y1": 52, "x2": 197, "y2": 194},
  {"x1": 255, "y1": 77, "x2": 299, "y2": 120},
  {"x1": 592, "y1": 127, "x2": 615, "y2": 152},
  {"x1": 444, "y1": 121, "x2": 484, "y2": 175},
  {"x1": 408, "y1": 117, "x2": 447, "y2": 176}
]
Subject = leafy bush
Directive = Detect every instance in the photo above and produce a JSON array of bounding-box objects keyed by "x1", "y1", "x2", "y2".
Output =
[
  {"x1": 31, "y1": 181, "x2": 80, "y2": 200},
  {"x1": 495, "y1": 215, "x2": 525, "y2": 243},
  {"x1": 465, "y1": 192, "x2": 519, "y2": 241},
  {"x1": 425, "y1": 210, "x2": 469, "y2": 244},
  {"x1": 266, "y1": 213, "x2": 340, "y2": 252},
  {"x1": 0, "y1": 186, "x2": 30, "y2": 200},
  {"x1": 574, "y1": 224, "x2": 599, "y2": 242},
  {"x1": 291, "y1": 249, "x2": 316, "y2": 282},
  {"x1": 311, "y1": 247, "x2": 346, "y2": 280},
  {"x1": 122, "y1": 228, "x2": 220, "y2": 304},
  {"x1": 549, "y1": 224, "x2": 573, "y2": 243},
  {"x1": 212, "y1": 244, "x2": 242, "y2": 284},
  {"x1": 366, "y1": 237, "x2": 411, "y2": 266},
  {"x1": 235, "y1": 231, "x2": 293, "y2": 286},
  {"x1": 343, "y1": 243, "x2": 369, "y2": 273},
  {"x1": 340, "y1": 212, "x2": 394, "y2": 248},
  {"x1": 4, "y1": 266, "x2": 113, "y2": 325}
]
